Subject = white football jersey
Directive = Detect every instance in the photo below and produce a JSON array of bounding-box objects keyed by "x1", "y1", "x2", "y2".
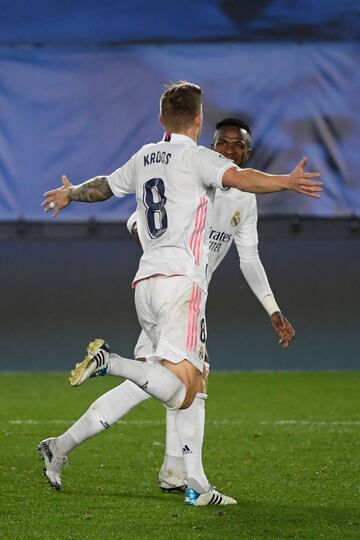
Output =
[
  {"x1": 207, "y1": 188, "x2": 258, "y2": 280},
  {"x1": 108, "y1": 133, "x2": 236, "y2": 290}
]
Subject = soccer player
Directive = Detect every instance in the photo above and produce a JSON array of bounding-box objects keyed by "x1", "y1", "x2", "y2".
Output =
[
  {"x1": 39, "y1": 81, "x2": 321, "y2": 505},
  {"x1": 127, "y1": 118, "x2": 295, "y2": 493}
]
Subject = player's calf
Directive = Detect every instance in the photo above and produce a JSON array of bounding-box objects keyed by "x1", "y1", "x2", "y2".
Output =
[{"x1": 69, "y1": 339, "x2": 192, "y2": 410}]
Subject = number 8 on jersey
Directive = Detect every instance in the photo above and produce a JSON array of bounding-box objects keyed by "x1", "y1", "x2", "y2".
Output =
[{"x1": 143, "y1": 178, "x2": 168, "y2": 239}]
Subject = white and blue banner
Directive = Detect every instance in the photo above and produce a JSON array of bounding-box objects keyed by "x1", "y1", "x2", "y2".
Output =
[{"x1": 0, "y1": 0, "x2": 359, "y2": 220}]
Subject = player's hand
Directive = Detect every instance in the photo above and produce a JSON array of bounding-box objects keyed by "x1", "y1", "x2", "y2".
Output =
[
  {"x1": 287, "y1": 157, "x2": 322, "y2": 198},
  {"x1": 41, "y1": 175, "x2": 73, "y2": 218},
  {"x1": 271, "y1": 311, "x2": 295, "y2": 348}
]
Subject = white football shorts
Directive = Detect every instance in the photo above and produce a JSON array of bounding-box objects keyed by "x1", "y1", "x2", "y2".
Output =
[{"x1": 134, "y1": 275, "x2": 207, "y2": 372}]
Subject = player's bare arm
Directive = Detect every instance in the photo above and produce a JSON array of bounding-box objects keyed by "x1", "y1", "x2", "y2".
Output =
[
  {"x1": 70, "y1": 176, "x2": 113, "y2": 203},
  {"x1": 223, "y1": 157, "x2": 322, "y2": 198},
  {"x1": 41, "y1": 174, "x2": 113, "y2": 217},
  {"x1": 270, "y1": 312, "x2": 295, "y2": 348}
]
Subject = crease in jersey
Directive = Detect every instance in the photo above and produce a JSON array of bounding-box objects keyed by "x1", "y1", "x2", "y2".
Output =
[{"x1": 186, "y1": 284, "x2": 202, "y2": 352}]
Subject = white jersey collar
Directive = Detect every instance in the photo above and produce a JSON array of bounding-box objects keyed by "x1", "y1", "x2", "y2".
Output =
[{"x1": 161, "y1": 132, "x2": 197, "y2": 147}]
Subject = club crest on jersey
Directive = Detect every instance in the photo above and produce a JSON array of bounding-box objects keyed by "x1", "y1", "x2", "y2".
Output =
[{"x1": 231, "y1": 211, "x2": 241, "y2": 227}]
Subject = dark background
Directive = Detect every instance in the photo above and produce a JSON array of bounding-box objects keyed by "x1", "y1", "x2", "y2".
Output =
[{"x1": 2, "y1": 232, "x2": 359, "y2": 371}]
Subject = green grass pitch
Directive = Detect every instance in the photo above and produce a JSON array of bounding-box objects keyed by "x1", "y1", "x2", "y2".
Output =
[{"x1": 0, "y1": 372, "x2": 359, "y2": 539}]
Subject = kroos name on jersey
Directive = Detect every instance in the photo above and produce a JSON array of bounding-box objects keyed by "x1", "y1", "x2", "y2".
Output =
[{"x1": 144, "y1": 151, "x2": 172, "y2": 167}]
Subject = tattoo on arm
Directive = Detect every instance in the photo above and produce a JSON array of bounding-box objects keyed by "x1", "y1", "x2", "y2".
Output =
[{"x1": 69, "y1": 176, "x2": 113, "y2": 203}]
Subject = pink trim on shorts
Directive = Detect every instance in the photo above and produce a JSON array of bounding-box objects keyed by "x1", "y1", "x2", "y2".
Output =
[
  {"x1": 186, "y1": 283, "x2": 202, "y2": 352},
  {"x1": 189, "y1": 197, "x2": 208, "y2": 265}
]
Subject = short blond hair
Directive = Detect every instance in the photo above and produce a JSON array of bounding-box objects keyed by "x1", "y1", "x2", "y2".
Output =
[{"x1": 160, "y1": 81, "x2": 202, "y2": 131}]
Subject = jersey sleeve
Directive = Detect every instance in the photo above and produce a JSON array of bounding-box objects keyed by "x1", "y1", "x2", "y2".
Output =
[
  {"x1": 194, "y1": 146, "x2": 237, "y2": 190},
  {"x1": 107, "y1": 154, "x2": 136, "y2": 197},
  {"x1": 233, "y1": 196, "x2": 259, "y2": 248},
  {"x1": 233, "y1": 197, "x2": 273, "y2": 303}
]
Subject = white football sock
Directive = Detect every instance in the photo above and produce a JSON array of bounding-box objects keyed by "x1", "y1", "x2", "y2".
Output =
[
  {"x1": 108, "y1": 353, "x2": 186, "y2": 409},
  {"x1": 159, "y1": 408, "x2": 186, "y2": 481},
  {"x1": 165, "y1": 408, "x2": 183, "y2": 457},
  {"x1": 56, "y1": 379, "x2": 150, "y2": 455},
  {"x1": 174, "y1": 393, "x2": 209, "y2": 494}
]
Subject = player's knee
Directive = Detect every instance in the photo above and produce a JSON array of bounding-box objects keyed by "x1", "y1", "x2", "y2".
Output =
[
  {"x1": 178, "y1": 388, "x2": 197, "y2": 410},
  {"x1": 164, "y1": 380, "x2": 187, "y2": 410},
  {"x1": 161, "y1": 359, "x2": 201, "y2": 409}
]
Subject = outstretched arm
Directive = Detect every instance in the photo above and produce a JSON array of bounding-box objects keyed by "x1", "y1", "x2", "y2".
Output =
[
  {"x1": 70, "y1": 176, "x2": 113, "y2": 202},
  {"x1": 41, "y1": 175, "x2": 113, "y2": 217},
  {"x1": 223, "y1": 157, "x2": 322, "y2": 198}
]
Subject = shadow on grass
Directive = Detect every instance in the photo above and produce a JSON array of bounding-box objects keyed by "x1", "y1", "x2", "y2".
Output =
[{"x1": 61, "y1": 489, "x2": 360, "y2": 525}]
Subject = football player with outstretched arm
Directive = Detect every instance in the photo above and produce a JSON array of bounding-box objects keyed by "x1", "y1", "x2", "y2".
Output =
[
  {"x1": 39, "y1": 82, "x2": 320, "y2": 506},
  {"x1": 128, "y1": 118, "x2": 295, "y2": 493}
]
